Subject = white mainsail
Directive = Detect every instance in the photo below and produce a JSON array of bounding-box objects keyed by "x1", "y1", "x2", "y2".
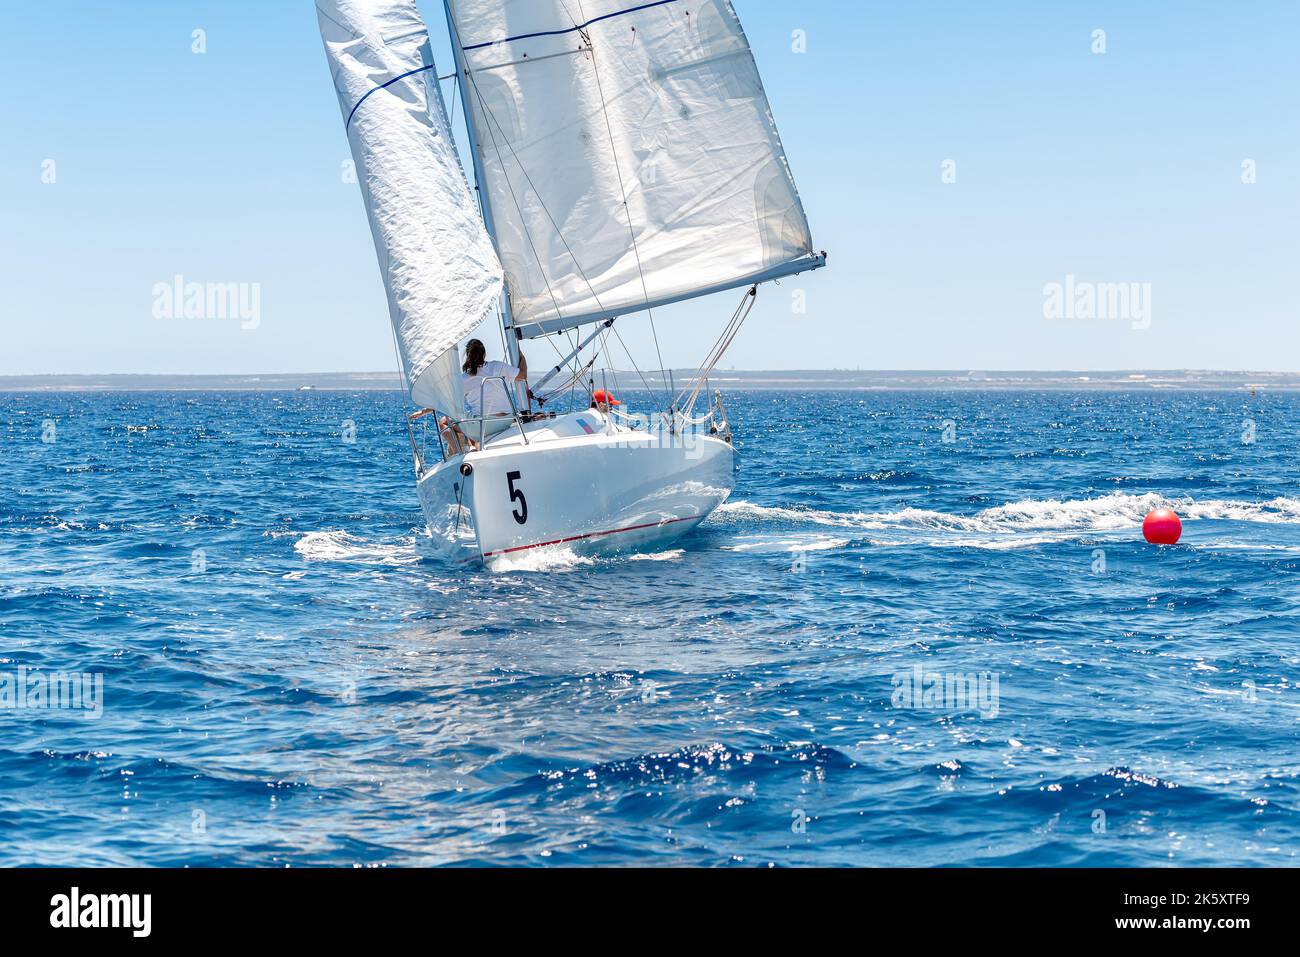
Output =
[
  {"x1": 445, "y1": 0, "x2": 823, "y2": 339},
  {"x1": 318, "y1": 0, "x2": 503, "y2": 413}
]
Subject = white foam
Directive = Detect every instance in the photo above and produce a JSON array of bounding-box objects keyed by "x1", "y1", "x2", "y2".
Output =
[
  {"x1": 1187, "y1": 542, "x2": 1300, "y2": 553},
  {"x1": 486, "y1": 544, "x2": 692, "y2": 572},
  {"x1": 486, "y1": 544, "x2": 595, "y2": 574},
  {"x1": 415, "y1": 527, "x2": 480, "y2": 563},
  {"x1": 1182, "y1": 497, "x2": 1300, "y2": 524},
  {"x1": 626, "y1": 549, "x2": 685, "y2": 562},
  {"x1": 925, "y1": 535, "x2": 1062, "y2": 550},
  {"x1": 715, "y1": 493, "x2": 1300, "y2": 536},
  {"x1": 725, "y1": 536, "x2": 850, "y2": 553},
  {"x1": 292, "y1": 530, "x2": 419, "y2": 566},
  {"x1": 712, "y1": 501, "x2": 887, "y2": 530}
]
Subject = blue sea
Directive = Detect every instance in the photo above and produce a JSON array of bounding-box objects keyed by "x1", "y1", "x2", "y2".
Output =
[{"x1": 1, "y1": 389, "x2": 1297, "y2": 866}]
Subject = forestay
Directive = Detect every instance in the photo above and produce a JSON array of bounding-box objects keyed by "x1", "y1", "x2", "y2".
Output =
[
  {"x1": 318, "y1": 0, "x2": 503, "y2": 413},
  {"x1": 445, "y1": 0, "x2": 823, "y2": 338}
]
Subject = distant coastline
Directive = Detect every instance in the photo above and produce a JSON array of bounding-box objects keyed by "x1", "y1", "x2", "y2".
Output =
[{"x1": 0, "y1": 370, "x2": 1296, "y2": 392}]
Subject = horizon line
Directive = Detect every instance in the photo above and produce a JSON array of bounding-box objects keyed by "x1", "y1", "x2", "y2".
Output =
[
  {"x1": 3, "y1": 369, "x2": 1298, "y2": 394},
  {"x1": 3, "y1": 368, "x2": 1299, "y2": 378}
]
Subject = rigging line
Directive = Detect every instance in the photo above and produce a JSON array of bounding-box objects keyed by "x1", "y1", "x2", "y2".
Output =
[
  {"x1": 444, "y1": 51, "x2": 518, "y2": 367},
  {"x1": 593, "y1": 324, "x2": 622, "y2": 400},
  {"x1": 444, "y1": 9, "x2": 567, "y2": 329},
  {"x1": 426, "y1": 58, "x2": 515, "y2": 406},
  {"x1": 462, "y1": 73, "x2": 610, "y2": 331},
  {"x1": 687, "y1": 295, "x2": 751, "y2": 408},
  {"x1": 566, "y1": 368, "x2": 581, "y2": 413},
  {"x1": 458, "y1": 2, "x2": 657, "y2": 352},
  {"x1": 463, "y1": 85, "x2": 566, "y2": 329},
  {"x1": 677, "y1": 286, "x2": 756, "y2": 412},
  {"x1": 541, "y1": 328, "x2": 576, "y2": 381},
  {"x1": 372, "y1": 237, "x2": 415, "y2": 402},
  {"x1": 537, "y1": 352, "x2": 599, "y2": 404},
  {"x1": 384, "y1": 298, "x2": 412, "y2": 401},
  {"x1": 383, "y1": 279, "x2": 424, "y2": 475},
  {"x1": 687, "y1": 292, "x2": 749, "y2": 396},
  {"x1": 574, "y1": 0, "x2": 669, "y2": 397},
  {"x1": 557, "y1": 0, "x2": 638, "y2": 414},
  {"x1": 460, "y1": 0, "x2": 678, "y2": 52},
  {"x1": 456, "y1": 2, "x2": 667, "y2": 410},
  {"x1": 561, "y1": 327, "x2": 584, "y2": 386},
  {"x1": 528, "y1": 321, "x2": 588, "y2": 410},
  {"x1": 523, "y1": 324, "x2": 590, "y2": 410},
  {"x1": 444, "y1": 73, "x2": 457, "y2": 134},
  {"x1": 607, "y1": 321, "x2": 662, "y2": 401},
  {"x1": 497, "y1": 306, "x2": 510, "y2": 357},
  {"x1": 442, "y1": 50, "x2": 509, "y2": 358},
  {"x1": 679, "y1": 313, "x2": 739, "y2": 410}
]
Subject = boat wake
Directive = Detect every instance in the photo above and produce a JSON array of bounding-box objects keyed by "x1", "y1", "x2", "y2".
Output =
[
  {"x1": 486, "y1": 545, "x2": 687, "y2": 573},
  {"x1": 713, "y1": 492, "x2": 1300, "y2": 551},
  {"x1": 289, "y1": 529, "x2": 687, "y2": 573},
  {"x1": 292, "y1": 530, "x2": 421, "y2": 566},
  {"x1": 287, "y1": 494, "x2": 1300, "y2": 567}
]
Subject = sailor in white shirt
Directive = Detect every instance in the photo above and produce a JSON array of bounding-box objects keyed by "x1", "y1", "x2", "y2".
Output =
[{"x1": 461, "y1": 338, "x2": 529, "y2": 439}]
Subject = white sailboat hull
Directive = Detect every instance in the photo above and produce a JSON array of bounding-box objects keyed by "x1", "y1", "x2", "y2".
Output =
[{"x1": 417, "y1": 413, "x2": 734, "y2": 563}]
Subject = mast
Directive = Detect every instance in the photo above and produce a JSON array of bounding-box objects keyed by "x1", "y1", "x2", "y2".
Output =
[{"x1": 441, "y1": 0, "x2": 521, "y2": 370}]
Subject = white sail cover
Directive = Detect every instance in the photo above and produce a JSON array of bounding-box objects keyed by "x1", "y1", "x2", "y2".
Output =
[
  {"x1": 318, "y1": 0, "x2": 503, "y2": 412},
  {"x1": 446, "y1": 0, "x2": 823, "y2": 338}
]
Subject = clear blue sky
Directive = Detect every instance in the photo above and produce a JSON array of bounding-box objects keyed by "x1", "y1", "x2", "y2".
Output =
[{"x1": 4, "y1": 1, "x2": 1298, "y2": 374}]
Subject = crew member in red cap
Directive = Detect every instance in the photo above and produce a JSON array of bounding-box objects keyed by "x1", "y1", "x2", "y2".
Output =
[{"x1": 591, "y1": 389, "x2": 621, "y2": 414}]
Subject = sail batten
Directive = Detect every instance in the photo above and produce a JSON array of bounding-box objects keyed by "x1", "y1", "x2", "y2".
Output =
[
  {"x1": 446, "y1": 0, "x2": 821, "y2": 339},
  {"x1": 318, "y1": 0, "x2": 503, "y2": 413}
]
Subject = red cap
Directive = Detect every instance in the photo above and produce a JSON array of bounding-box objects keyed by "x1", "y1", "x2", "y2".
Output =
[{"x1": 592, "y1": 389, "x2": 621, "y2": 406}]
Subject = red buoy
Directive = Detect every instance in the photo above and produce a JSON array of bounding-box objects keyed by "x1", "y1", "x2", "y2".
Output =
[{"x1": 1142, "y1": 508, "x2": 1182, "y2": 545}]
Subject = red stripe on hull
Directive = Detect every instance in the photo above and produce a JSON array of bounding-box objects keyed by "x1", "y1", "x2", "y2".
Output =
[{"x1": 481, "y1": 514, "x2": 700, "y2": 558}]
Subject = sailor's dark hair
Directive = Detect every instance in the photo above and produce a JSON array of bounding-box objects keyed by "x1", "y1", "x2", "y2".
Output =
[{"x1": 463, "y1": 339, "x2": 486, "y2": 376}]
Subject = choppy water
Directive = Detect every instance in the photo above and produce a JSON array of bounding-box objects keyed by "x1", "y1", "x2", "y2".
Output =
[{"x1": 1, "y1": 389, "x2": 1297, "y2": 866}]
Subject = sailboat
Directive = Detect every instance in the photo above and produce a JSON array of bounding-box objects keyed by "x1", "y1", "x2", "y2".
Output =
[{"x1": 318, "y1": 0, "x2": 825, "y2": 563}]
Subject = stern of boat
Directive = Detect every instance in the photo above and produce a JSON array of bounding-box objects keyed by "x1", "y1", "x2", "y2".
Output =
[{"x1": 417, "y1": 410, "x2": 734, "y2": 563}]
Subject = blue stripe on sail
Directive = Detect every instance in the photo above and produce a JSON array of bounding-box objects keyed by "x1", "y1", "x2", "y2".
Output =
[
  {"x1": 460, "y1": 0, "x2": 679, "y2": 52},
  {"x1": 345, "y1": 63, "x2": 439, "y2": 130}
]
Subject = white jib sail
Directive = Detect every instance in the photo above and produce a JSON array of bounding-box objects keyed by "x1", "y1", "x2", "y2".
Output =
[
  {"x1": 318, "y1": 0, "x2": 503, "y2": 413},
  {"x1": 445, "y1": 0, "x2": 823, "y2": 339}
]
